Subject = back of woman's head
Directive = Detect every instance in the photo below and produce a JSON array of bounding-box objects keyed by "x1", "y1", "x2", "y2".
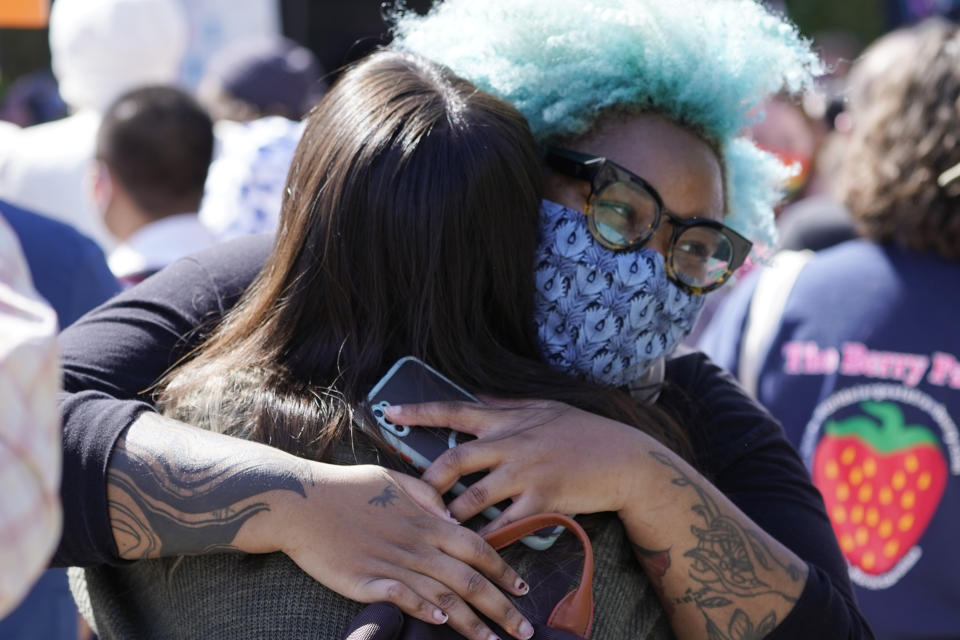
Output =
[
  {"x1": 836, "y1": 18, "x2": 960, "y2": 260},
  {"x1": 160, "y1": 51, "x2": 551, "y2": 457},
  {"x1": 391, "y1": 0, "x2": 822, "y2": 252},
  {"x1": 267, "y1": 50, "x2": 543, "y2": 383}
]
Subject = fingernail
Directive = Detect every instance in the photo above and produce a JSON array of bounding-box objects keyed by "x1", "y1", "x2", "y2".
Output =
[
  {"x1": 385, "y1": 405, "x2": 402, "y2": 418},
  {"x1": 445, "y1": 509, "x2": 460, "y2": 524},
  {"x1": 514, "y1": 578, "x2": 529, "y2": 594},
  {"x1": 433, "y1": 609, "x2": 448, "y2": 623},
  {"x1": 518, "y1": 620, "x2": 535, "y2": 639},
  {"x1": 488, "y1": 634, "x2": 501, "y2": 640}
]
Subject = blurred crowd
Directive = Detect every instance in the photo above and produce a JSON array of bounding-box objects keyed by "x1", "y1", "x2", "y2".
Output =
[
  {"x1": 0, "y1": 1, "x2": 321, "y2": 637},
  {"x1": 1, "y1": 0, "x2": 959, "y2": 639}
]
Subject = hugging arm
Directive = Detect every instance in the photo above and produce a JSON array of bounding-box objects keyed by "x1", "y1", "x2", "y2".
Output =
[
  {"x1": 57, "y1": 236, "x2": 536, "y2": 640},
  {"x1": 385, "y1": 353, "x2": 874, "y2": 639},
  {"x1": 619, "y1": 442, "x2": 808, "y2": 640},
  {"x1": 667, "y1": 355, "x2": 871, "y2": 639},
  {"x1": 57, "y1": 235, "x2": 271, "y2": 567},
  {"x1": 108, "y1": 413, "x2": 535, "y2": 640}
]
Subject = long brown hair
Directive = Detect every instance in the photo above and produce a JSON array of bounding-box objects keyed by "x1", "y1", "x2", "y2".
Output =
[{"x1": 158, "y1": 51, "x2": 693, "y2": 463}]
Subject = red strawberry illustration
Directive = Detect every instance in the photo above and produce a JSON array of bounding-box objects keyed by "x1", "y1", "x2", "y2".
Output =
[{"x1": 812, "y1": 401, "x2": 947, "y2": 575}]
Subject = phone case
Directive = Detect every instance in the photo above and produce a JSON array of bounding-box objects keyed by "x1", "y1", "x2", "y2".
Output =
[{"x1": 366, "y1": 356, "x2": 564, "y2": 550}]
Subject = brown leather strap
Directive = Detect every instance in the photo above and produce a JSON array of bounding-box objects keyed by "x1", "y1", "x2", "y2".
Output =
[{"x1": 483, "y1": 514, "x2": 594, "y2": 637}]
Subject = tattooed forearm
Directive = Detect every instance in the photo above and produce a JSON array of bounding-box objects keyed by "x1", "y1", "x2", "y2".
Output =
[
  {"x1": 109, "y1": 413, "x2": 308, "y2": 559},
  {"x1": 108, "y1": 495, "x2": 161, "y2": 557},
  {"x1": 649, "y1": 450, "x2": 804, "y2": 640},
  {"x1": 368, "y1": 484, "x2": 399, "y2": 507}
]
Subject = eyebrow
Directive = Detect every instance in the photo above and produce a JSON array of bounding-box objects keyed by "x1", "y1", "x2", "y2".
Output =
[{"x1": 659, "y1": 194, "x2": 725, "y2": 223}]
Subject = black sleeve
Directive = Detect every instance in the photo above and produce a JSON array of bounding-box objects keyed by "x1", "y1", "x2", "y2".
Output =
[
  {"x1": 55, "y1": 234, "x2": 272, "y2": 567},
  {"x1": 663, "y1": 351, "x2": 874, "y2": 640}
]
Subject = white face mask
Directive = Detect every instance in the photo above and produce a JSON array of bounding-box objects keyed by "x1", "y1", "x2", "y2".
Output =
[{"x1": 534, "y1": 199, "x2": 705, "y2": 388}]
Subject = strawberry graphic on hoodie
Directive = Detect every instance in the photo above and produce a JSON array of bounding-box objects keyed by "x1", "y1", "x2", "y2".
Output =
[{"x1": 812, "y1": 401, "x2": 947, "y2": 575}]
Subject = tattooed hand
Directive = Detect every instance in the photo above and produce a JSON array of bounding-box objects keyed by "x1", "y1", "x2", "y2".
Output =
[
  {"x1": 382, "y1": 398, "x2": 810, "y2": 640},
  {"x1": 383, "y1": 397, "x2": 647, "y2": 529},
  {"x1": 265, "y1": 464, "x2": 535, "y2": 640},
  {"x1": 108, "y1": 414, "x2": 535, "y2": 640}
]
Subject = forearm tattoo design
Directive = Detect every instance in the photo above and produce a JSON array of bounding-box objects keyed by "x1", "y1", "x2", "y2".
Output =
[
  {"x1": 633, "y1": 543, "x2": 675, "y2": 616},
  {"x1": 108, "y1": 417, "x2": 307, "y2": 558},
  {"x1": 648, "y1": 451, "x2": 803, "y2": 640}
]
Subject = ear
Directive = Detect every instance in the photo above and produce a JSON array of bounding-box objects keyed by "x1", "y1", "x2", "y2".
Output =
[{"x1": 90, "y1": 161, "x2": 114, "y2": 210}]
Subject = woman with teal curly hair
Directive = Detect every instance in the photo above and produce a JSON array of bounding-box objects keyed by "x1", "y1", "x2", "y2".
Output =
[
  {"x1": 379, "y1": 2, "x2": 870, "y2": 639},
  {"x1": 392, "y1": 0, "x2": 822, "y2": 254}
]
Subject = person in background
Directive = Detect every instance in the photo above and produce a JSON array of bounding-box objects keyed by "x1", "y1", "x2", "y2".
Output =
[
  {"x1": 0, "y1": 0, "x2": 188, "y2": 249},
  {"x1": 686, "y1": 86, "x2": 847, "y2": 348},
  {"x1": 699, "y1": 18, "x2": 960, "y2": 639},
  {"x1": 0, "y1": 201, "x2": 111, "y2": 640},
  {"x1": 197, "y1": 36, "x2": 324, "y2": 123},
  {"x1": 196, "y1": 37, "x2": 322, "y2": 241},
  {"x1": 0, "y1": 214, "x2": 63, "y2": 630},
  {"x1": 764, "y1": 29, "x2": 863, "y2": 254},
  {"x1": 690, "y1": 28, "x2": 865, "y2": 345},
  {"x1": 92, "y1": 86, "x2": 216, "y2": 287},
  {"x1": 2, "y1": 199, "x2": 120, "y2": 328},
  {"x1": 0, "y1": 201, "x2": 117, "y2": 640},
  {"x1": 0, "y1": 203, "x2": 117, "y2": 640},
  {"x1": 744, "y1": 94, "x2": 819, "y2": 209},
  {"x1": 0, "y1": 71, "x2": 68, "y2": 128},
  {"x1": 0, "y1": 199, "x2": 118, "y2": 640},
  {"x1": 774, "y1": 189, "x2": 856, "y2": 252}
]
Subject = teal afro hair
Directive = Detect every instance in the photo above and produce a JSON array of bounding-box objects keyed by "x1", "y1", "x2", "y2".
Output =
[{"x1": 391, "y1": 0, "x2": 823, "y2": 250}]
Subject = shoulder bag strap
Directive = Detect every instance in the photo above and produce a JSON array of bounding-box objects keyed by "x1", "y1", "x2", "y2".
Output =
[{"x1": 484, "y1": 514, "x2": 594, "y2": 638}]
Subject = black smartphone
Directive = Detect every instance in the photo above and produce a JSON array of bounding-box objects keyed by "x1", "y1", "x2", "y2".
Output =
[{"x1": 366, "y1": 356, "x2": 564, "y2": 550}]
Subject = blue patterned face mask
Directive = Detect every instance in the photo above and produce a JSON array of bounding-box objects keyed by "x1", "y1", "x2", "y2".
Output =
[{"x1": 534, "y1": 199, "x2": 705, "y2": 388}]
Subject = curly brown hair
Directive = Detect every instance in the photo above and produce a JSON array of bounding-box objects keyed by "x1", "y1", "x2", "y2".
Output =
[{"x1": 836, "y1": 18, "x2": 960, "y2": 260}]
